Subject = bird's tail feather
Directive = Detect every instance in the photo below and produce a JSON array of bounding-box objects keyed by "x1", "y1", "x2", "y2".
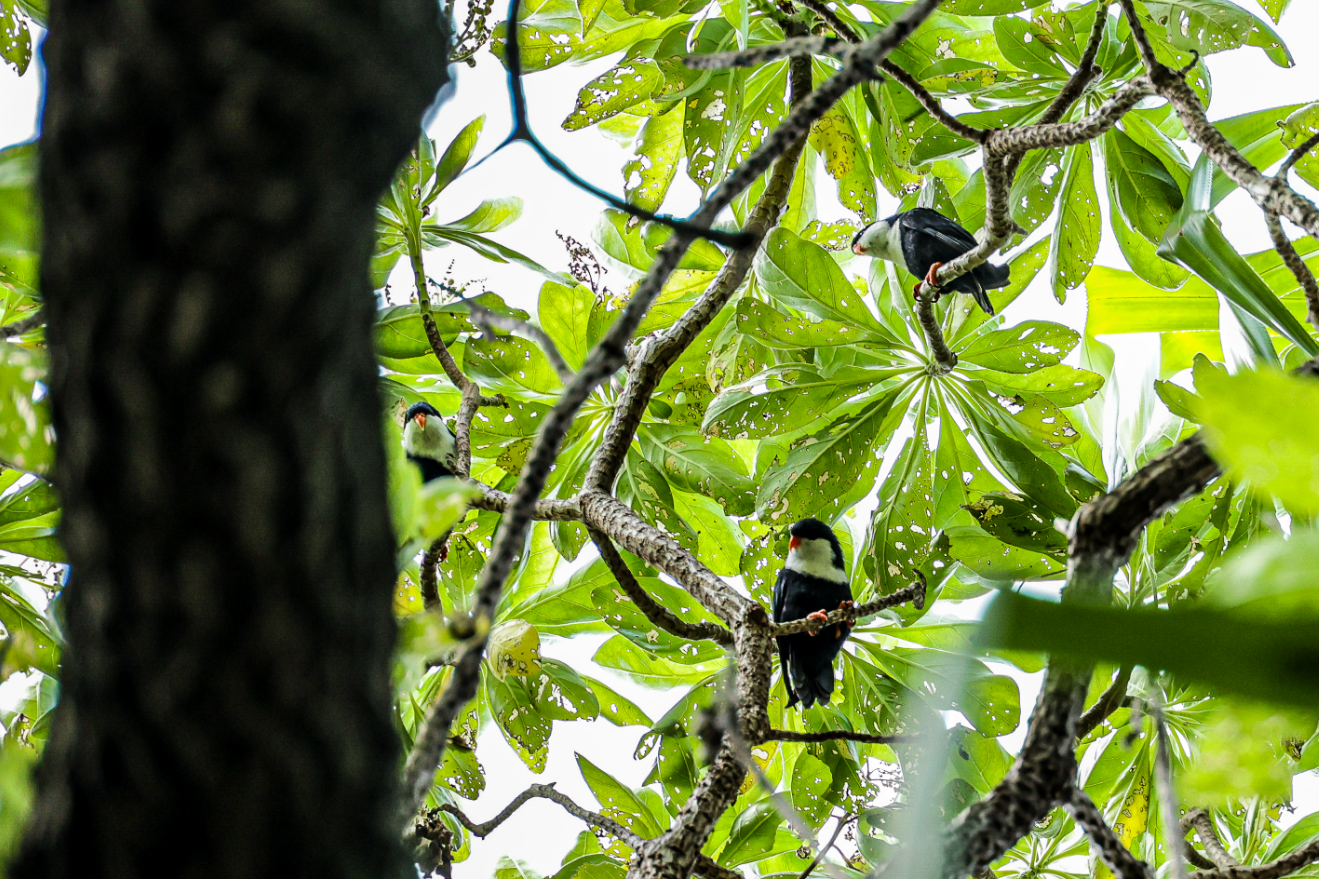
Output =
[
  {"x1": 792, "y1": 662, "x2": 836, "y2": 709},
  {"x1": 970, "y1": 281, "x2": 995, "y2": 317},
  {"x1": 982, "y1": 260, "x2": 1011, "y2": 289}
]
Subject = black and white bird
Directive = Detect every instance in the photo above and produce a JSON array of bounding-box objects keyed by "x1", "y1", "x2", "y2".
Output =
[
  {"x1": 851, "y1": 207, "x2": 1010, "y2": 316},
  {"x1": 773, "y1": 518, "x2": 855, "y2": 710},
  {"x1": 403, "y1": 401, "x2": 456, "y2": 482}
]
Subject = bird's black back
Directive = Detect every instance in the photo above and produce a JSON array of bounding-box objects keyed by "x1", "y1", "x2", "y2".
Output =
[
  {"x1": 898, "y1": 208, "x2": 1008, "y2": 315},
  {"x1": 773, "y1": 568, "x2": 853, "y2": 708}
]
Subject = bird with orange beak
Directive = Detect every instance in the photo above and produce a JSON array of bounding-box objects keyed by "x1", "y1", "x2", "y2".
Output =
[
  {"x1": 403, "y1": 401, "x2": 456, "y2": 483},
  {"x1": 773, "y1": 518, "x2": 854, "y2": 709},
  {"x1": 851, "y1": 207, "x2": 1009, "y2": 316}
]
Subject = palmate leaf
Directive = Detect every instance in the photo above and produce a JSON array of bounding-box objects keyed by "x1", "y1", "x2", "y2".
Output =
[
  {"x1": 636, "y1": 424, "x2": 755, "y2": 515},
  {"x1": 1145, "y1": 0, "x2": 1291, "y2": 66},
  {"x1": 958, "y1": 321, "x2": 1080, "y2": 374},
  {"x1": 756, "y1": 382, "x2": 912, "y2": 525},
  {"x1": 703, "y1": 365, "x2": 898, "y2": 440},
  {"x1": 755, "y1": 228, "x2": 897, "y2": 340}
]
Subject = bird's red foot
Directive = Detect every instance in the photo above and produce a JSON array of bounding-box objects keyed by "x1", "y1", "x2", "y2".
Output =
[
  {"x1": 806, "y1": 609, "x2": 829, "y2": 636},
  {"x1": 924, "y1": 261, "x2": 944, "y2": 288},
  {"x1": 839, "y1": 599, "x2": 856, "y2": 630}
]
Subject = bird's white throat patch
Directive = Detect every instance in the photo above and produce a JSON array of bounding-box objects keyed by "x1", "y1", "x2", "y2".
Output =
[
  {"x1": 404, "y1": 417, "x2": 455, "y2": 462},
  {"x1": 786, "y1": 538, "x2": 848, "y2": 583},
  {"x1": 857, "y1": 219, "x2": 903, "y2": 264}
]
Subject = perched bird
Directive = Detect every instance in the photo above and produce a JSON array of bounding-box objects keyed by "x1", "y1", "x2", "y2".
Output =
[
  {"x1": 851, "y1": 207, "x2": 1010, "y2": 316},
  {"x1": 403, "y1": 401, "x2": 456, "y2": 482},
  {"x1": 773, "y1": 518, "x2": 855, "y2": 710}
]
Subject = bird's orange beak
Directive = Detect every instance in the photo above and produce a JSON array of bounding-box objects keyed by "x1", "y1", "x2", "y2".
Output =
[
  {"x1": 789, "y1": 536, "x2": 801, "y2": 550},
  {"x1": 415, "y1": 413, "x2": 427, "y2": 430},
  {"x1": 852, "y1": 242, "x2": 864, "y2": 255}
]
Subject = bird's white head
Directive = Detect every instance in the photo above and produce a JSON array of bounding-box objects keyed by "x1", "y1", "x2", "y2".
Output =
[
  {"x1": 851, "y1": 216, "x2": 902, "y2": 263},
  {"x1": 786, "y1": 518, "x2": 848, "y2": 584},
  {"x1": 403, "y1": 401, "x2": 455, "y2": 462}
]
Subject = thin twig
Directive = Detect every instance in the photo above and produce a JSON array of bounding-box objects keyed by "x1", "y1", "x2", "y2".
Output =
[
  {"x1": 767, "y1": 729, "x2": 912, "y2": 745},
  {"x1": 771, "y1": 575, "x2": 925, "y2": 637},
  {"x1": 798, "y1": 814, "x2": 853, "y2": 879},
  {"x1": 438, "y1": 782, "x2": 644, "y2": 848},
  {"x1": 449, "y1": 286, "x2": 574, "y2": 382},
  {"x1": 880, "y1": 60, "x2": 987, "y2": 143},
  {"x1": 1075, "y1": 666, "x2": 1132, "y2": 740},
  {"x1": 795, "y1": 0, "x2": 859, "y2": 43},
  {"x1": 719, "y1": 692, "x2": 818, "y2": 848},
  {"x1": 683, "y1": 35, "x2": 848, "y2": 69},
  {"x1": 1263, "y1": 213, "x2": 1319, "y2": 328},
  {"x1": 1280, "y1": 132, "x2": 1319, "y2": 178}
]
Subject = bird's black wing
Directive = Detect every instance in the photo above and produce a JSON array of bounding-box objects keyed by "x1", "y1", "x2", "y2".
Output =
[{"x1": 772, "y1": 570, "x2": 799, "y2": 707}]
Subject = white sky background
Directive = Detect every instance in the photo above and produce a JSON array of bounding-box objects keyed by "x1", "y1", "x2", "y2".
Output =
[{"x1": 2, "y1": 2, "x2": 1319, "y2": 876}]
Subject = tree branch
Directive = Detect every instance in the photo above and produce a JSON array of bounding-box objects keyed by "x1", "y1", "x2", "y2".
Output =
[
  {"x1": 767, "y1": 729, "x2": 911, "y2": 745},
  {"x1": 1065, "y1": 788, "x2": 1155, "y2": 879},
  {"x1": 770, "y1": 574, "x2": 926, "y2": 636},
  {"x1": 1188, "y1": 840, "x2": 1319, "y2": 879},
  {"x1": 589, "y1": 526, "x2": 735, "y2": 645},
  {"x1": 461, "y1": 293, "x2": 574, "y2": 383},
  {"x1": 683, "y1": 35, "x2": 848, "y2": 69},
  {"x1": 1153, "y1": 699, "x2": 1186, "y2": 879},
  {"x1": 584, "y1": 50, "x2": 813, "y2": 494},
  {"x1": 469, "y1": 482, "x2": 581, "y2": 519},
  {"x1": 1075, "y1": 666, "x2": 1132, "y2": 740},
  {"x1": 438, "y1": 782, "x2": 644, "y2": 847},
  {"x1": 798, "y1": 815, "x2": 852, "y2": 879},
  {"x1": 1264, "y1": 213, "x2": 1319, "y2": 328},
  {"x1": 880, "y1": 60, "x2": 988, "y2": 143},
  {"x1": 1183, "y1": 810, "x2": 1239, "y2": 870},
  {"x1": 1114, "y1": 0, "x2": 1319, "y2": 240}
]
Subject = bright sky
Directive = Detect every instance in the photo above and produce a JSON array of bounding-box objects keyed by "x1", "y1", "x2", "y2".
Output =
[{"x1": 2, "y1": 3, "x2": 1318, "y2": 876}]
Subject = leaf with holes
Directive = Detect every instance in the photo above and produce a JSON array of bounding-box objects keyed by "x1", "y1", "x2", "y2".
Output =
[
  {"x1": 959, "y1": 321, "x2": 1079, "y2": 374},
  {"x1": 590, "y1": 578, "x2": 725, "y2": 664},
  {"x1": 637, "y1": 424, "x2": 755, "y2": 516},
  {"x1": 623, "y1": 103, "x2": 684, "y2": 213},
  {"x1": 1049, "y1": 142, "x2": 1100, "y2": 302}
]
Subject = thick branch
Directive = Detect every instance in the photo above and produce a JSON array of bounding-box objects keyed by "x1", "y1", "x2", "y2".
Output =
[
  {"x1": 1065, "y1": 789, "x2": 1155, "y2": 879},
  {"x1": 419, "y1": 536, "x2": 446, "y2": 612},
  {"x1": 770, "y1": 575, "x2": 926, "y2": 636},
  {"x1": 1183, "y1": 810, "x2": 1238, "y2": 870},
  {"x1": 985, "y1": 77, "x2": 1155, "y2": 157},
  {"x1": 589, "y1": 527, "x2": 734, "y2": 645},
  {"x1": 581, "y1": 491, "x2": 750, "y2": 626}
]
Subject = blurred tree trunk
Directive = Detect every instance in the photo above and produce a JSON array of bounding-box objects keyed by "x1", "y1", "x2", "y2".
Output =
[{"x1": 14, "y1": 3, "x2": 446, "y2": 877}]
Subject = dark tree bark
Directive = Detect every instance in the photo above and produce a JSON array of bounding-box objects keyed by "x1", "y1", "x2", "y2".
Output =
[{"x1": 16, "y1": 3, "x2": 446, "y2": 878}]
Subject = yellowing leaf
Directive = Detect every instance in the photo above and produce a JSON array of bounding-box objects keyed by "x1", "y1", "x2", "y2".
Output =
[{"x1": 488, "y1": 619, "x2": 543, "y2": 680}]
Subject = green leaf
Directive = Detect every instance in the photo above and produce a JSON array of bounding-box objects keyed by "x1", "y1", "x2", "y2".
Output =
[
  {"x1": 980, "y1": 589, "x2": 1319, "y2": 707},
  {"x1": 703, "y1": 365, "x2": 889, "y2": 440},
  {"x1": 578, "y1": 753, "x2": 664, "y2": 839},
  {"x1": 808, "y1": 106, "x2": 876, "y2": 217},
  {"x1": 959, "y1": 321, "x2": 1080, "y2": 374},
  {"x1": 757, "y1": 384, "x2": 908, "y2": 525},
  {"x1": 961, "y1": 492, "x2": 1067, "y2": 556},
  {"x1": 592, "y1": 634, "x2": 721, "y2": 688},
  {"x1": 790, "y1": 752, "x2": 834, "y2": 827},
  {"x1": 0, "y1": 142, "x2": 35, "y2": 255},
  {"x1": 940, "y1": 0, "x2": 1050, "y2": 16},
  {"x1": 733, "y1": 299, "x2": 874, "y2": 350},
  {"x1": 972, "y1": 364, "x2": 1104, "y2": 407},
  {"x1": 637, "y1": 424, "x2": 755, "y2": 516},
  {"x1": 433, "y1": 117, "x2": 485, "y2": 195},
  {"x1": 719, "y1": 802, "x2": 783, "y2": 867},
  {"x1": 623, "y1": 103, "x2": 684, "y2": 214},
  {"x1": 374, "y1": 305, "x2": 463, "y2": 360},
  {"x1": 539, "y1": 281, "x2": 595, "y2": 371},
  {"x1": 0, "y1": 2, "x2": 31, "y2": 75},
  {"x1": 1196, "y1": 368, "x2": 1319, "y2": 513},
  {"x1": 422, "y1": 226, "x2": 565, "y2": 282},
  {"x1": 583, "y1": 676, "x2": 652, "y2": 727},
  {"x1": 1085, "y1": 266, "x2": 1218, "y2": 335},
  {"x1": 443, "y1": 197, "x2": 524, "y2": 234},
  {"x1": 1278, "y1": 103, "x2": 1319, "y2": 190},
  {"x1": 755, "y1": 228, "x2": 893, "y2": 337},
  {"x1": 1145, "y1": 0, "x2": 1292, "y2": 66},
  {"x1": 564, "y1": 59, "x2": 668, "y2": 130},
  {"x1": 487, "y1": 673, "x2": 552, "y2": 771},
  {"x1": 464, "y1": 333, "x2": 563, "y2": 396},
  {"x1": 683, "y1": 71, "x2": 741, "y2": 193},
  {"x1": 1103, "y1": 128, "x2": 1183, "y2": 243},
  {"x1": 529, "y1": 659, "x2": 601, "y2": 721},
  {"x1": 946, "y1": 525, "x2": 1065, "y2": 581},
  {"x1": 1049, "y1": 141, "x2": 1100, "y2": 302},
  {"x1": 591, "y1": 577, "x2": 725, "y2": 663}
]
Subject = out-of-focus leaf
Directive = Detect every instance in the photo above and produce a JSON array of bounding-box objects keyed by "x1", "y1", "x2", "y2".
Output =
[
  {"x1": 1196, "y1": 368, "x2": 1319, "y2": 513},
  {"x1": 488, "y1": 619, "x2": 543, "y2": 681}
]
